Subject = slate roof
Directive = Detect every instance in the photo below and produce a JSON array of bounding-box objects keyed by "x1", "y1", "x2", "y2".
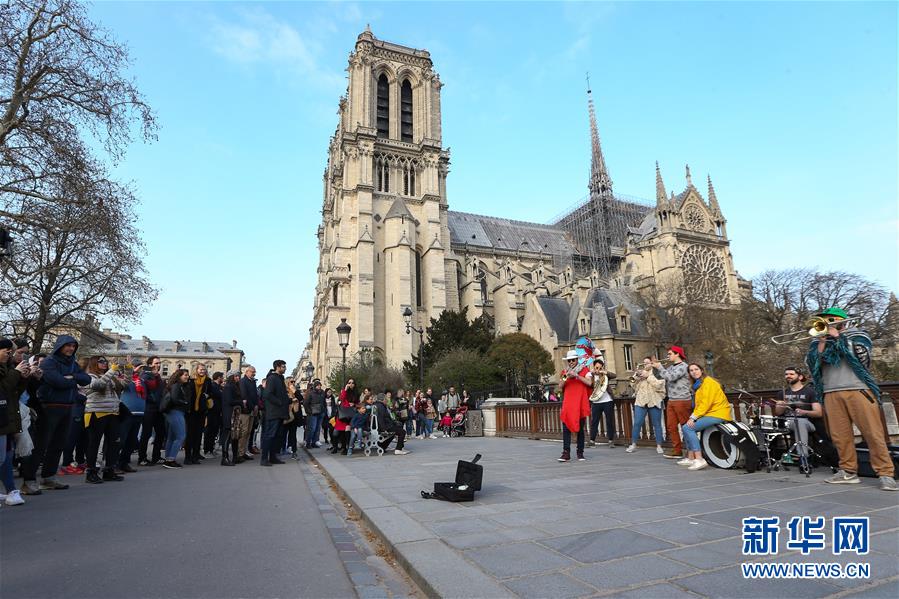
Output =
[
  {"x1": 537, "y1": 296, "x2": 573, "y2": 342},
  {"x1": 447, "y1": 211, "x2": 577, "y2": 256},
  {"x1": 101, "y1": 339, "x2": 239, "y2": 358},
  {"x1": 535, "y1": 289, "x2": 649, "y2": 343}
]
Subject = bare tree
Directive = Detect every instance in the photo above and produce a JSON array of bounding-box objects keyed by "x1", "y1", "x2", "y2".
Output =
[
  {"x1": 0, "y1": 173, "x2": 157, "y2": 351},
  {"x1": 1, "y1": 0, "x2": 156, "y2": 230}
]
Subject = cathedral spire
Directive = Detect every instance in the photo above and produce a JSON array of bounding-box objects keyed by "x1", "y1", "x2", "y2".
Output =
[
  {"x1": 655, "y1": 161, "x2": 667, "y2": 208},
  {"x1": 586, "y1": 75, "x2": 613, "y2": 198},
  {"x1": 707, "y1": 174, "x2": 721, "y2": 215}
]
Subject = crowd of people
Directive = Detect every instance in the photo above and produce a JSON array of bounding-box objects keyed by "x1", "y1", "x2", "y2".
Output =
[
  {"x1": 0, "y1": 334, "x2": 476, "y2": 507},
  {"x1": 555, "y1": 307, "x2": 897, "y2": 491},
  {"x1": 2, "y1": 306, "x2": 894, "y2": 509}
]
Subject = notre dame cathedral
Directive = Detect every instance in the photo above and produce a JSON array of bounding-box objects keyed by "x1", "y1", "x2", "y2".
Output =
[{"x1": 306, "y1": 28, "x2": 749, "y2": 383}]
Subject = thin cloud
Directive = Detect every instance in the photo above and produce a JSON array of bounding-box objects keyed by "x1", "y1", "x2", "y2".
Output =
[{"x1": 206, "y1": 8, "x2": 343, "y2": 91}]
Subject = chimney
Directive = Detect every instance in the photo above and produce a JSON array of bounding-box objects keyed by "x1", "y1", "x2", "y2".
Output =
[
  {"x1": 173, "y1": 340, "x2": 181, "y2": 352},
  {"x1": 142, "y1": 336, "x2": 150, "y2": 350},
  {"x1": 202, "y1": 341, "x2": 210, "y2": 353},
  {"x1": 232, "y1": 339, "x2": 237, "y2": 349}
]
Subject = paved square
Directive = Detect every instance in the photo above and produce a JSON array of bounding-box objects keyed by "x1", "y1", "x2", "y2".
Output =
[{"x1": 312, "y1": 436, "x2": 899, "y2": 598}]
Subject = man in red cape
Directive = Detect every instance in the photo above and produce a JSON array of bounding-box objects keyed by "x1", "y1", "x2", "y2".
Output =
[{"x1": 558, "y1": 349, "x2": 593, "y2": 462}]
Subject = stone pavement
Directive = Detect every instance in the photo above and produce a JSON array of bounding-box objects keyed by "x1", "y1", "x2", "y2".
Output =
[
  {"x1": 0, "y1": 451, "x2": 421, "y2": 599},
  {"x1": 310, "y1": 436, "x2": 899, "y2": 599}
]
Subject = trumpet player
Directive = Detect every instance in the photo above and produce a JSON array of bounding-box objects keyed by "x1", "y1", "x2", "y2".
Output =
[
  {"x1": 653, "y1": 346, "x2": 692, "y2": 460},
  {"x1": 626, "y1": 357, "x2": 666, "y2": 454},
  {"x1": 806, "y1": 308, "x2": 896, "y2": 491}
]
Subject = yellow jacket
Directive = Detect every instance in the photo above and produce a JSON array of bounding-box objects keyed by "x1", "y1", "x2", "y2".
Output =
[{"x1": 692, "y1": 376, "x2": 732, "y2": 421}]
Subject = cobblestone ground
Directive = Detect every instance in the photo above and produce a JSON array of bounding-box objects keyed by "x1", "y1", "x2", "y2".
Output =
[{"x1": 311, "y1": 435, "x2": 899, "y2": 599}]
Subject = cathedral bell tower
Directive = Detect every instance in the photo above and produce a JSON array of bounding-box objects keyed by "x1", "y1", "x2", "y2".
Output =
[{"x1": 309, "y1": 28, "x2": 452, "y2": 380}]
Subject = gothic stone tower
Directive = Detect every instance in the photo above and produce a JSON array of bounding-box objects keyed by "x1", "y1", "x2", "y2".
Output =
[{"x1": 309, "y1": 29, "x2": 452, "y2": 381}]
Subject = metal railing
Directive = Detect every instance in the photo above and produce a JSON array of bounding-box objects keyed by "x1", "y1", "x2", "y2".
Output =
[{"x1": 494, "y1": 382, "x2": 899, "y2": 445}]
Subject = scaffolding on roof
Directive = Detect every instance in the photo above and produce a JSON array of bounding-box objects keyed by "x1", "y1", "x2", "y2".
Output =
[{"x1": 550, "y1": 193, "x2": 653, "y2": 279}]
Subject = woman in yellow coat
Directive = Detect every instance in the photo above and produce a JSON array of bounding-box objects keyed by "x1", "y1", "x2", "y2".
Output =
[{"x1": 680, "y1": 363, "x2": 733, "y2": 471}]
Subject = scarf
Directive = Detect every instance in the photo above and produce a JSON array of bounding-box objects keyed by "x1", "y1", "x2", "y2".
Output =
[
  {"x1": 194, "y1": 375, "x2": 207, "y2": 411},
  {"x1": 806, "y1": 333, "x2": 879, "y2": 403}
]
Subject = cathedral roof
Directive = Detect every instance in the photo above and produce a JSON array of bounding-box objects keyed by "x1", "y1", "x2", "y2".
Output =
[
  {"x1": 534, "y1": 289, "x2": 649, "y2": 343},
  {"x1": 447, "y1": 211, "x2": 577, "y2": 256},
  {"x1": 536, "y1": 296, "x2": 574, "y2": 342}
]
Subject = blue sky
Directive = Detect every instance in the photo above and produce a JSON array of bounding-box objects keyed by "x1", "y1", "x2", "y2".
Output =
[{"x1": 88, "y1": 1, "x2": 898, "y2": 369}]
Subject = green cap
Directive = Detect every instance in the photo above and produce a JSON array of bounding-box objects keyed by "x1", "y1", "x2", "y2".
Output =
[{"x1": 816, "y1": 307, "x2": 849, "y2": 319}]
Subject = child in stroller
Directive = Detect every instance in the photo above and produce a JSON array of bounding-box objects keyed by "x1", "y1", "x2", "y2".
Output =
[{"x1": 449, "y1": 405, "x2": 468, "y2": 438}]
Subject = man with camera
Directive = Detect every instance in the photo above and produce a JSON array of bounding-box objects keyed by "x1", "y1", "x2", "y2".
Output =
[{"x1": 138, "y1": 356, "x2": 166, "y2": 466}]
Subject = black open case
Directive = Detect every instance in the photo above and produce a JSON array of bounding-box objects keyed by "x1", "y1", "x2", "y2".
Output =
[{"x1": 421, "y1": 454, "x2": 483, "y2": 502}]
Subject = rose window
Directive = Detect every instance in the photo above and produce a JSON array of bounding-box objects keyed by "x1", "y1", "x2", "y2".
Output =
[
  {"x1": 685, "y1": 204, "x2": 708, "y2": 232},
  {"x1": 682, "y1": 244, "x2": 728, "y2": 302}
]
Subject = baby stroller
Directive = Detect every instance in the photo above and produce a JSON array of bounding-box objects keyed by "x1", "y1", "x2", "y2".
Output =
[
  {"x1": 360, "y1": 406, "x2": 385, "y2": 456},
  {"x1": 449, "y1": 406, "x2": 468, "y2": 438}
]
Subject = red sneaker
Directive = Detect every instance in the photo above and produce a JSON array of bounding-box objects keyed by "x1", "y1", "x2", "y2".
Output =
[
  {"x1": 61, "y1": 465, "x2": 79, "y2": 475},
  {"x1": 73, "y1": 464, "x2": 86, "y2": 475}
]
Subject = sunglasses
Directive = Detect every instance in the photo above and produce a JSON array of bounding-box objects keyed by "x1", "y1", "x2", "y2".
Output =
[{"x1": 97, "y1": 359, "x2": 108, "y2": 364}]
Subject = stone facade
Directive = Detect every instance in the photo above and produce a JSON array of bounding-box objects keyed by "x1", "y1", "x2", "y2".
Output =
[
  {"x1": 308, "y1": 30, "x2": 747, "y2": 384},
  {"x1": 99, "y1": 335, "x2": 245, "y2": 379}
]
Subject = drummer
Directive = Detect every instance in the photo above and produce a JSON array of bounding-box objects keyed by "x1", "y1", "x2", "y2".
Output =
[{"x1": 774, "y1": 367, "x2": 821, "y2": 462}]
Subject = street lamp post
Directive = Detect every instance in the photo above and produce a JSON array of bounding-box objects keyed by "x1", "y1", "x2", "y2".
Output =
[
  {"x1": 402, "y1": 306, "x2": 424, "y2": 387},
  {"x1": 337, "y1": 318, "x2": 351, "y2": 383},
  {"x1": 704, "y1": 350, "x2": 714, "y2": 377},
  {"x1": 304, "y1": 362, "x2": 314, "y2": 383}
]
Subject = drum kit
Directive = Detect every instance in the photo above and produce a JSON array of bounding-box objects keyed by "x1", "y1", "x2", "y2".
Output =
[{"x1": 697, "y1": 390, "x2": 839, "y2": 476}]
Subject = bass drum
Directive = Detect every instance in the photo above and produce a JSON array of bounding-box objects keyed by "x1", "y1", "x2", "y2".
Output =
[{"x1": 701, "y1": 421, "x2": 761, "y2": 472}]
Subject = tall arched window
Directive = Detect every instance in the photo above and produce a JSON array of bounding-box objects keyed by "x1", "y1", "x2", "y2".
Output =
[
  {"x1": 415, "y1": 249, "x2": 422, "y2": 307},
  {"x1": 376, "y1": 74, "x2": 389, "y2": 138},
  {"x1": 400, "y1": 79, "x2": 413, "y2": 142}
]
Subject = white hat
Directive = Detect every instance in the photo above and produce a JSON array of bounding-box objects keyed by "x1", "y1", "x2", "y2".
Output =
[{"x1": 564, "y1": 350, "x2": 579, "y2": 361}]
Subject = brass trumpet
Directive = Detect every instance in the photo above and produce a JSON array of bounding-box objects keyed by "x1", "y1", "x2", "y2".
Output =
[{"x1": 770, "y1": 315, "x2": 862, "y2": 345}]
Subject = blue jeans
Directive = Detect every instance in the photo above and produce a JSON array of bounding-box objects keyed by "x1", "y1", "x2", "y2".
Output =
[
  {"x1": 305, "y1": 414, "x2": 322, "y2": 447},
  {"x1": 681, "y1": 416, "x2": 726, "y2": 452},
  {"x1": 164, "y1": 411, "x2": 186, "y2": 460},
  {"x1": 424, "y1": 418, "x2": 434, "y2": 436},
  {"x1": 632, "y1": 405, "x2": 664, "y2": 444},
  {"x1": 1, "y1": 436, "x2": 16, "y2": 493},
  {"x1": 404, "y1": 418, "x2": 414, "y2": 436},
  {"x1": 348, "y1": 427, "x2": 362, "y2": 450},
  {"x1": 415, "y1": 413, "x2": 425, "y2": 436}
]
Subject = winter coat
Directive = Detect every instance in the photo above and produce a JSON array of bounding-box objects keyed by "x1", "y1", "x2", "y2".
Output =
[
  {"x1": 692, "y1": 376, "x2": 732, "y2": 421},
  {"x1": 656, "y1": 361, "x2": 691, "y2": 400},
  {"x1": 82, "y1": 370, "x2": 125, "y2": 413},
  {"x1": 263, "y1": 372, "x2": 289, "y2": 421},
  {"x1": 0, "y1": 361, "x2": 26, "y2": 436},
  {"x1": 165, "y1": 382, "x2": 191, "y2": 413},
  {"x1": 186, "y1": 377, "x2": 220, "y2": 414},
  {"x1": 304, "y1": 388, "x2": 325, "y2": 416},
  {"x1": 222, "y1": 380, "x2": 242, "y2": 429},
  {"x1": 239, "y1": 376, "x2": 259, "y2": 414},
  {"x1": 37, "y1": 335, "x2": 91, "y2": 406},
  {"x1": 334, "y1": 397, "x2": 351, "y2": 432},
  {"x1": 140, "y1": 370, "x2": 165, "y2": 410},
  {"x1": 633, "y1": 370, "x2": 666, "y2": 409}
]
